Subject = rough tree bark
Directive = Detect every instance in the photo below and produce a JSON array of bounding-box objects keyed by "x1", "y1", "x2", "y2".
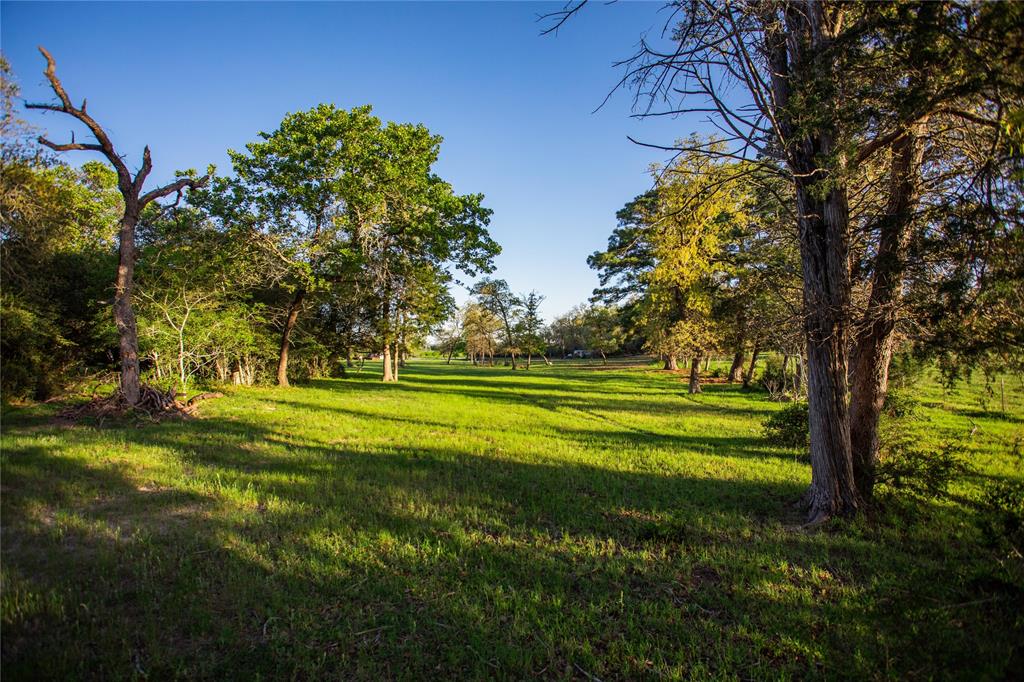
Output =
[
  {"x1": 849, "y1": 122, "x2": 926, "y2": 500},
  {"x1": 728, "y1": 347, "x2": 745, "y2": 383},
  {"x1": 276, "y1": 289, "x2": 306, "y2": 387},
  {"x1": 382, "y1": 343, "x2": 394, "y2": 382},
  {"x1": 688, "y1": 354, "x2": 703, "y2": 394},
  {"x1": 742, "y1": 341, "x2": 760, "y2": 389},
  {"x1": 796, "y1": 182, "x2": 858, "y2": 522},
  {"x1": 664, "y1": 355, "x2": 679, "y2": 371},
  {"x1": 769, "y1": 3, "x2": 858, "y2": 522},
  {"x1": 26, "y1": 46, "x2": 208, "y2": 406}
]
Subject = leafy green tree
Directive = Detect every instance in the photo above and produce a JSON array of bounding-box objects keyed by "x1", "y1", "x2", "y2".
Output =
[
  {"x1": 547, "y1": 305, "x2": 589, "y2": 358},
  {"x1": 471, "y1": 278, "x2": 523, "y2": 369},
  {"x1": 517, "y1": 291, "x2": 549, "y2": 368},
  {"x1": 463, "y1": 303, "x2": 502, "y2": 366},
  {"x1": 217, "y1": 104, "x2": 380, "y2": 386},
  {"x1": 1, "y1": 139, "x2": 120, "y2": 398},
  {"x1": 581, "y1": 305, "x2": 622, "y2": 364},
  {"x1": 558, "y1": 0, "x2": 1023, "y2": 520}
]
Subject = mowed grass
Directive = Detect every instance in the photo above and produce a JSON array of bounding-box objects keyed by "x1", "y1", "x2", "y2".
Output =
[{"x1": 1, "y1": 359, "x2": 1022, "y2": 680}]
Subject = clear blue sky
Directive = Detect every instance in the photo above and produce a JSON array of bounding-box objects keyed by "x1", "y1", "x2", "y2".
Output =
[{"x1": 2, "y1": 1, "x2": 708, "y2": 321}]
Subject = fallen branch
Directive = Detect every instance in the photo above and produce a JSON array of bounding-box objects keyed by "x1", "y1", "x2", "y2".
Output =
[{"x1": 57, "y1": 384, "x2": 224, "y2": 423}]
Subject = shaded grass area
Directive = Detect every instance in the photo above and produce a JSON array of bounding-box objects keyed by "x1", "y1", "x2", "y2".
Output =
[{"x1": 2, "y1": 359, "x2": 1022, "y2": 679}]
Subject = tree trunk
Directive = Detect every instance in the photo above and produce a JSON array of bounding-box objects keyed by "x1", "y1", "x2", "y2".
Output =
[
  {"x1": 346, "y1": 347, "x2": 354, "y2": 368},
  {"x1": 704, "y1": 355, "x2": 711, "y2": 372},
  {"x1": 177, "y1": 327, "x2": 187, "y2": 393},
  {"x1": 542, "y1": 353, "x2": 552, "y2": 366},
  {"x1": 849, "y1": 122, "x2": 925, "y2": 500},
  {"x1": 689, "y1": 354, "x2": 703, "y2": 394},
  {"x1": 446, "y1": 345, "x2": 455, "y2": 364},
  {"x1": 767, "y1": 0, "x2": 857, "y2": 524},
  {"x1": 742, "y1": 342, "x2": 760, "y2": 389},
  {"x1": 276, "y1": 288, "x2": 306, "y2": 387},
  {"x1": 114, "y1": 208, "x2": 142, "y2": 405},
  {"x1": 392, "y1": 342, "x2": 400, "y2": 381},
  {"x1": 794, "y1": 353, "x2": 804, "y2": 395},
  {"x1": 526, "y1": 352, "x2": 532, "y2": 369},
  {"x1": 600, "y1": 351, "x2": 607, "y2": 365},
  {"x1": 664, "y1": 355, "x2": 678, "y2": 371},
  {"x1": 728, "y1": 347, "x2": 745, "y2": 383},
  {"x1": 382, "y1": 342, "x2": 394, "y2": 382},
  {"x1": 797, "y1": 183, "x2": 858, "y2": 523},
  {"x1": 26, "y1": 49, "x2": 207, "y2": 407}
]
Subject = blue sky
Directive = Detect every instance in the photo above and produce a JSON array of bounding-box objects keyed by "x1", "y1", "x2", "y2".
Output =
[{"x1": 2, "y1": 1, "x2": 708, "y2": 321}]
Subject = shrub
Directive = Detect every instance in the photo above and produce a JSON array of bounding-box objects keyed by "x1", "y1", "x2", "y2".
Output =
[
  {"x1": 762, "y1": 402, "x2": 809, "y2": 451},
  {"x1": 883, "y1": 388, "x2": 920, "y2": 419},
  {"x1": 875, "y1": 440, "x2": 972, "y2": 502},
  {"x1": 888, "y1": 351, "x2": 927, "y2": 390},
  {"x1": 758, "y1": 356, "x2": 786, "y2": 397},
  {"x1": 977, "y1": 480, "x2": 1024, "y2": 553}
]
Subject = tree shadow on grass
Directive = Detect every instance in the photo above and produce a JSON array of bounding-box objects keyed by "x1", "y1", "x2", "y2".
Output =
[{"x1": 2, "y1": 409, "x2": 1020, "y2": 678}]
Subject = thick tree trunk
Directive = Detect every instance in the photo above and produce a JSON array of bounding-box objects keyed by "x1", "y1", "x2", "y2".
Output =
[
  {"x1": 26, "y1": 48, "x2": 206, "y2": 407},
  {"x1": 742, "y1": 342, "x2": 760, "y2": 389},
  {"x1": 764, "y1": 2, "x2": 858, "y2": 523},
  {"x1": 526, "y1": 352, "x2": 532, "y2": 369},
  {"x1": 798, "y1": 185, "x2": 858, "y2": 523},
  {"x1": 382, "y1": 342, "x2": 394, "y2": 382},
  {"x1": 664, "y1": 355, "x2": 678, "y2": 371},
  {"x1": 728, "y1": 347, "x2": 745, "y2": 383},
  {"x1": 114, "y1": 208, "x2": 142, "y2": 405},
  {"x1": 849, "y1": 123, "x2": 925, "y2": 500},
  {"x1": 689, "y1": 354, "x2": 703, "y2": 394},
  {"x1": 276, "y1": 289, "x2": 306, "y2": 387}
]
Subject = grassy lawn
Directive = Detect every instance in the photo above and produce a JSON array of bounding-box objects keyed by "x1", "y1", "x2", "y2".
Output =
[{"x1": 2, "y1": 359, "x2": 1022, "y2": 679}]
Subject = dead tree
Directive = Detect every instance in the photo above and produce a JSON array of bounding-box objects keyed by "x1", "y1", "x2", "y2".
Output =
[{"x1": 26, "y1": 46, "x2": 208, "y2": 406}]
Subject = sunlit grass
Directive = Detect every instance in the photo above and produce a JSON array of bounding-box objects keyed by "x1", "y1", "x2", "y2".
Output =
[{"x1": 2, "y1": 359, "x2": 1021, "y2": 679}]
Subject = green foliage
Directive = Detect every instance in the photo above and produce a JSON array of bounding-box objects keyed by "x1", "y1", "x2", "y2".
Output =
[
  {"x1": 978, "y1": 480, "x2": 1024, "y2": 553},
  {"x1": 882, "y1": 387, "x2": 920, "y2": 420},
  {"x1": 875, "y1": 440, "x2": 973, "y2": 503},
  {"x1": 888, "y1": 351, "x2": 927, "y2": 390},
  {"x1": 761, "y1": 401, "x2": 809, "y2": 451},
  {"x1": 0, "y1": 294, "x2": 68, "y2": 400},
  {"x1": 581, "y1": 304, "x2": 623, "y2": 359},
  {"x1": 1, "y1": 155, "x2": 119, "y2": 398},
  {"x1": 758, "y1": 356, "x2": 787, "y2": 396}
]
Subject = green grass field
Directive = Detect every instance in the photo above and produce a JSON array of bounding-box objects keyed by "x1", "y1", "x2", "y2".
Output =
[{"x1": 2, "y1": 359, "x2": 1022, "y2": 679}]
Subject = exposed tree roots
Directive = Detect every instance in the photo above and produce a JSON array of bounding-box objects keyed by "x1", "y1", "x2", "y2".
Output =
[{"x1": 57, "y1": 385, "x2": 224, "y2": 424}]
